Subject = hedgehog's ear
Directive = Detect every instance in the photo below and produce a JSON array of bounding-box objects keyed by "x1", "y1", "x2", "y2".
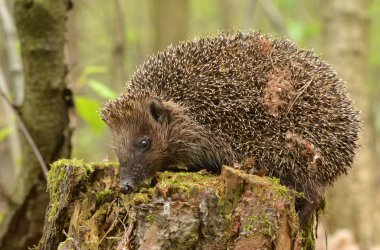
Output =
[{"x1": 149, "y1": 100, "x2": 167, "y2": 124}]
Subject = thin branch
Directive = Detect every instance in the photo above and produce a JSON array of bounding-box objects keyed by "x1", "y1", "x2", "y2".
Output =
[
  {"x1": 0, "y1": 0, "x2": 24, "y2": 105},
  {"x1": 0, "y1": 2, "x2": 23, "y2": 172},
  {"x1": 0, "y1": 88, "x2": 48, "y2": 179},
  {"x1": 99, "y1": 200, "x2": 120, "y2": 244},
  {"x1": 62, "y1": 230, "x2": 81, "y2": 250},
  {"x1": 111, "y1": 0, "x2": 126, "y2": 88}
]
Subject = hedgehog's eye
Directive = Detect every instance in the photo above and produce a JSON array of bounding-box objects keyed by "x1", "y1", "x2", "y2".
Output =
[{"x1": 137, "y1": 137, "x2": 150, "y2": 150}]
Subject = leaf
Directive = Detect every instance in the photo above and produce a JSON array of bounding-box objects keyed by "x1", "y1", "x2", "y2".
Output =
[
  {"x1": 0, "y1": 126, "x2": 11, "y2": 141},
  {"x1": 75, "y1": 96, "x2": 105, "y2": 133},
  {"x1": 278, "y1": 0, "x2": 294, "y2": 10},
  {"x1": 84, "y1": 66, "x2": 108, "y2": 75},
  {"x1": 288, "y1": 21, "x2": 305, "y2": 43},
  {"x1": 127, "y1": 29, "x2": 138, "y2": 43},
  {"x1": 77, "y1": 66, "x2": 108, "y2": 86},
  {"x1": 88, "y1": 79, "x2": 117, "y2": 99}
]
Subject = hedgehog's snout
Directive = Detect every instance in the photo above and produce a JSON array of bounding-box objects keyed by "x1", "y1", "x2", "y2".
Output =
[
  {"x1": 119, "y1": 178, "x2": 136, "y2": 194},
  {"x1": 119, "y1": 161, "x2": 139, "y2": 194}
]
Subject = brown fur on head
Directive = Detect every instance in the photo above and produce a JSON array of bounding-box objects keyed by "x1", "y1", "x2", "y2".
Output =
[{"x1": 100, "y1": 94, "x2": 234, "y2": 193}]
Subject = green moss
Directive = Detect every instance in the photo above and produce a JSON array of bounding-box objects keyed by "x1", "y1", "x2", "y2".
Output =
[
  {"x1": 47, "y1": 159, "x2": 95, "y2": 222},
  {"x1": 90, "y1": 161, "x2": 119, "y2": 169},
  {"x1": 97, "y1": 207, "x2": 108, "y2": 216},
  {"x1": 158, "y1": 171, "x2": 219, "y2": 198},
  {"x1": 299, "y1": 199, "x2": 325, "y2": 249},
  {"x1": 132, "y1": 193, "x2": 151, "y2": 205},
  {"x1": 267, "y1": 177, "x2": 298, "y2": 201},
  {"x1": 300, "y1": 214, "x2": 315, "y2": 250},
  {"x1": 144, "y1": 213, "x2": 156, "y2": 222},
  {"x1": 120, "y1": 171, "x2": 219, "y2": 207},
  {"x1": 122, "y1": 188, "x2": 154, "y2": 206},
  {"x1": 219, "y1": 187, "x2": 244, "y2": 218},
  {"x1": 96, "y1": 190, "x2": 114, "y2": 204},
  {"x1": 219, "y1": 167, "x2": 248, "y2": 215},
  {"x1": 0, "y1": 212, "x2": 4, "y2": 224},
  {"x1": 320, "y1": 197, "x2": 327, "y2": 210},
  {"x1": 57, "y1": 237, "x2": 76, "y2": 250},
  {"x1": 242, "y1": 211, "x2": 277, "y2": 237}
]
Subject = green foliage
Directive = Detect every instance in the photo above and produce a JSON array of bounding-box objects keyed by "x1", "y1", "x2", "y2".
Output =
[
  {"x1": 0, "y1": 126, "x2": 11, "y2": 142},
  {"x1": 73, "y1": 65, "x2": 116, "y2": 137},
  {"x1": 278, "y1": 0, "x2": 294, "y2": 10},
  {"x1": 190, "y1": 0, "x2": 220, "y2": 36},
  {"x1": 40, "y1": 0, "x2": 379, "y2": 163},
  {"x1": 288, "y1": 21, "x2": 305, "y2": 42},
  {"x1": 242, "y1": 211, "x2": 276, "y2": 237},
  {"x1": 88, "y1": 79, "x2": 117, "y2": 99},
  {"x1": 77, "y1": 66, "x2": 108, "y2": 87},
  {"x1": 75, "y1": 96, "x2": 105, "y2": 133},
  {"x1": 126, "y1": 28, "x2": 138, "y2": 44},
  {"x1": 158, "y1": 171, "x2": 219, "y2": 198}
]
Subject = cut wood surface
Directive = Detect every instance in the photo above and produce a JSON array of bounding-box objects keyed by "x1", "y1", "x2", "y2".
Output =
[{"x1": 38, "y1": 159, "x2": 309, "y2": 250}]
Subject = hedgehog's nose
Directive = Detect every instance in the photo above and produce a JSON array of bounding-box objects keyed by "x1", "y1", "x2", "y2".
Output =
[
  {"x1": 120, "y1": 179, "x2": 136, "y2": 194},
  {"x1": 120, "y1": 183, "x2": 135, "y2": 194}
]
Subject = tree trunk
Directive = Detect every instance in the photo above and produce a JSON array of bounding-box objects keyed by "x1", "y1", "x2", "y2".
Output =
[
  {"x1": 0, "y1": 0, "x2": 24, "y2": 105},
  {"x1": 65, "y1": 3, "x2": 79, "y2": 87},
  {"x1": 151, "y1": 0, "x2": 189, "y2": 52},
  {"x1": 0, "y1": 0, "x2": 23, "y2": 189},
  {"x1": 38, "y1": 160, "x2": 306, "y2": 250},
  {"x1": 322, "y1": 0, "x2": 378, "y2": 247},
  {"x1": 110, "y1": 0, "x2": 126, "y2": 91},
  {"x1": 220, "y1": 0, "x2": 234, "y2": 30},
  {"x1": 0, "y1": 1, "x2": 72, "y2": 249}
]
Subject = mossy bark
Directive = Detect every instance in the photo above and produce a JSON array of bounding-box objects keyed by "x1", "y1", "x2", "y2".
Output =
[
  {"x1": 38, "y1": 160, "x2": 307, "y2": 250},
  {"x1": 0, "y1": 1, "x2": 72, "y2": 249}
]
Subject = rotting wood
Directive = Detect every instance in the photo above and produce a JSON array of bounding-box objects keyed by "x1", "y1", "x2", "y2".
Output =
[{"x1": 38, "y1": 159, "x2": 310, "y2": 250}]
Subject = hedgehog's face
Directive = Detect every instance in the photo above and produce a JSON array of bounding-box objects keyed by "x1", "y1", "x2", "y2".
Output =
[{"x1": 105, "y1": 98, "x2": 172, "y2": 193}]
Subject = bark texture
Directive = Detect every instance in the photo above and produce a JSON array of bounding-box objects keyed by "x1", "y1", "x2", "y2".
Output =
[
  {"x1": 38, "y1": 160, "x2": 306, "y2": 250},
  {"x1": 0, "y1": 1, "x2": 72, "y2": 249},
  {"x1": 322, "y1": 0, "x2": 379, "y2": 247}
]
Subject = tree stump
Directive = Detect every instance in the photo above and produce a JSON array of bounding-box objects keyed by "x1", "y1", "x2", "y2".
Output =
[{"x1": 37, "y1": 159, "x2": 308, "y2": 249}]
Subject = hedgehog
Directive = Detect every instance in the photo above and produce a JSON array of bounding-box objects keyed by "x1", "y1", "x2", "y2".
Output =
[{"x1": 100, "y1": 32, "x2": 360, "y2": 226}]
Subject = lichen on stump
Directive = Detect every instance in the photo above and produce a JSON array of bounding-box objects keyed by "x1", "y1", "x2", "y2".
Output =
[{"x1": 38, "y1": 159, "x2": 307, "y2": 249}]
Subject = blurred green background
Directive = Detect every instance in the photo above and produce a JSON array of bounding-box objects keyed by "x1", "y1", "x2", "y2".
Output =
[
  {"x1": 0, "y1": 0, "x2": 380, "y2": 249},
  {"x1": 57, "y1": 0, "x2": 380, "y2": 163}
]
